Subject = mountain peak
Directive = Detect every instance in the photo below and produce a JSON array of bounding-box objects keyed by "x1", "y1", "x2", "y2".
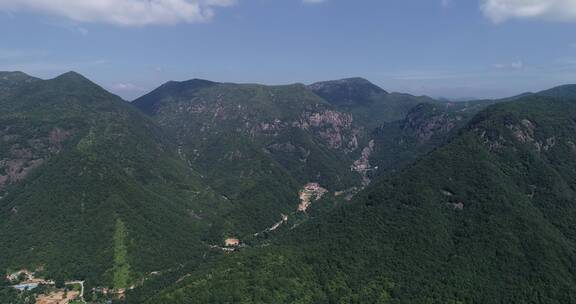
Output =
[
  {"x1": 0, "y1": 71, "x2": 39, "y2": 96},
  {"x1": 308, "y1": 77, "x2": 387, "y2": 106},
  {"x1": 335, "y1": 77, "x2": 374, "y2": 84},
  {"x1": 0, "y1": 71, "x2": 31, "y2": 79},
  {"x1": 162, "y1": 78, "x2": 218, "y2": 90},
  {"x1": 43, "y1": 71, "x2": 116, "y2": 100},
  {"x1": 54, "y1": 71, "x2": 89, "y2": 81},
  {"x1": 133, "y1": 78, "x2": 219, "y2": 114},
  {"x1": 51, "y1": 71, "x2": 103, "y2": 89},
  {"x1": 0, "y1": 71, "x2": 38, "y2": 84},
  {"x1": 309, "y1": 77, "x2": 383, "y2": 88}
]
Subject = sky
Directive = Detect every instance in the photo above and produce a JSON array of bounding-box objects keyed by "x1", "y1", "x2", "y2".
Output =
[{"x1": 0, "y1": 0, "x2": 576, "y2": 100}]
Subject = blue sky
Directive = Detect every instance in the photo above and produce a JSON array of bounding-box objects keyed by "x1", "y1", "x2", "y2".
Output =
[{"x1": 0, "y1": 0, "x2": 575, "y2": 100}]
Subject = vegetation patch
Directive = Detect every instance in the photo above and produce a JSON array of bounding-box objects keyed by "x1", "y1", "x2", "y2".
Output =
[{"x1": 113, "y1": 218, "x2": 130, "y2": 289}]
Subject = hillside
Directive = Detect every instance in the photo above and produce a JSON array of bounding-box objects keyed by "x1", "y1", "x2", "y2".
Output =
[
  {"x1": 133, "y1": 80, "x2": 372, "y2": 235},
  {"x1": 0, "y1": 72, "x2": 233, "y2": 288},
  {"x1": 131, "y1": 78, "x2": 494, "y2": 238},
  {"x1": 538, "y1": 84, "x2": 576, "y2": 99},
  {"x1": 0, "y1": 71, "x2": 39, "y2": 98},
  {"x1": 142, "y1": 94, "x2": 576, "y2": 304},
  {"x1": 0, "y1": 72, "x2": 469, "y2": 296},
  {"x1": 370, "y1": 99, "x2": 497, "y2": 177},
  {"x1": 308, "y1": 77, "x2": 388, "y2": 106},
  {"x1": 309, "y1": 78, "x2": 437, "y2": 128}
]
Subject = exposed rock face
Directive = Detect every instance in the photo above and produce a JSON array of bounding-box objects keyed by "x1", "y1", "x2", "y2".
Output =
[
  {"x1": 305, "y1": 110, "x2": 353, "y2": 129},
  {"x1": 476, "y1": 116, "x2": 562, "y2": 155},
  {"x1": 506, "y1": 119, "x2": 557, "y2": 153},
  {"x1": 0, "y1": 127, "x2": 72, "y2": 192},
  {"x1": 403, "y1": 104, "x2": 463, "y2": 143},
  {"x1": 352, "y1": 140, "x2": 376, "y2": 186},
  {"x1": 509, "y1": 119, "x2": 536, "y2": 144},
  {"x1": 162, "y1": 91, "x2": 362, "y2": 154},
  {"x1": 298, "y1": 183, "x2": 328, "y2": 212},
  {"x1": 134, "y1": 81, "x2": 368, "y2": 215},
  {"x1": 297, "y1": 110, "x2": 359, "y2": 151},
  {"x1": 247, "y1": 110, "x2": 360, "y2": 151}
]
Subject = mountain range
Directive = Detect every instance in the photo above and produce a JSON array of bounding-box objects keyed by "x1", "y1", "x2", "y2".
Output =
[{"x1": 2, "y1": 71, "x2": 576, "y2": 303}]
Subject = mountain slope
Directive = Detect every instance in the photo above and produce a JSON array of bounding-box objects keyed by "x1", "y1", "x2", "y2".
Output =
[
  {"x1": 133, "y1": 80, "x2": 368, "y2": 235},
  {"x1": 143, "y1": 94, "x2": 576, "y2": 304},
  {"x1": 0, "y1": 72, "x2": 232, "y2": 287},
  {"x1": 0, "y1": 71, "x2": 39, "y2": 98},
  {"x1": 538, "y1": 84, "x2": 576, "y2": 99},
  {"x1": 370, "y1": 99, "x2": 497, "y2": 177},
  {"x1": 308, "y1": 77, "x2": 388, "y2": 106},
  {"x1": 308, "y1": 78, "x2": 436, "y2": 128}
]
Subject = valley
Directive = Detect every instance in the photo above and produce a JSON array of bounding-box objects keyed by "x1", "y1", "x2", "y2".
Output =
[
  {"x1": 2, "y1": 2, "x2": 574, "y2": 303},
  {"x1": 2, "y1": 71, "x2": 576, "y2": 303}
]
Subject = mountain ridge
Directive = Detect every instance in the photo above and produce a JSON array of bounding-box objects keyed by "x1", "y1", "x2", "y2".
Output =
[
  {"x1": 0, "y1": 71, "x2": 234, "y2": 288},
  {"x1": 5, "y1": 71, "x2": 576, "y2": 304},
  {"x1": 142, "y1": 93, "x2": 576, "y2": 304}
]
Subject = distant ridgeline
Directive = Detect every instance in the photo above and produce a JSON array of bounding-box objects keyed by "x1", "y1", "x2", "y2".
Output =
[{"x1": 2, "y1": 70, "x2": 576, "y2": 303}]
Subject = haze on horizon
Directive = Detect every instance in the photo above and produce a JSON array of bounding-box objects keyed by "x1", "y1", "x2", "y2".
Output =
[{"x1": 0, "y1": 0, "x2": 575, "y2": 100}]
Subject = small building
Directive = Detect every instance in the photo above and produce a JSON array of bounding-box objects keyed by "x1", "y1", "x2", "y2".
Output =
[
  {"x1": 12, "y1": 283, "x2": 39, "y2": 291},
  {"x1": 224, "y1": 238, "x2": 240, "y2": 247}
]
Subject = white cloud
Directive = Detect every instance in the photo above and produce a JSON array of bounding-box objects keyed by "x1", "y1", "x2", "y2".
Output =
[
  {"x1": 302, "y1": 0, "x2": 327, "y2": 4},
  {"x1": 481, "y1": 0, "x2": 576, "y2": 23},
  {"x1": 110, "y1": 82, "x2": 146, "y2": 92},
  {"x1": 492, "y1": 61, "x2": 525, "y2": 70},
  {"x1": 0, "y1": 0, "x2": 236, "y2": 26}
]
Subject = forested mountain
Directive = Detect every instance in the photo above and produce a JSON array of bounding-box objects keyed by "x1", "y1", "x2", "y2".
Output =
[
  {"x1": 6, "y1": 70, "x2": 576, "y2": 304},
  {"x1": 0, "y1": 72, "x2": 458, "y2": 297},
  {"x1": 0, "y1": 72, "x2": 234, "y2": 288},
  {"x1": 370, "y1": 99, "x2": 497, "y2": 177},
  {"x1": 132, "y1": 79, "x2": 377, "y2": 235},
  {"x1": 308, "y1": 78, "x2": 437, "y2": 129},
  {"x1": 0, "y1": 72, "x2": 442, "y2": 295},
  {"x1": 308, "y1": 77, "x2": 389, "y2": 106},
  {"x1": 0, "y1": 72, "x2": 39, "y2": 98},
  {"x1": 142, "y1": 94, "x2": 576, "y2": 304}
]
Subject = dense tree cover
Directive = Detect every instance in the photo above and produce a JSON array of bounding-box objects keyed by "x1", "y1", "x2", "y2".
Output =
[
  {"x1": 308, "y1": 77, "x2": 436, "y2": 129},
  {"x1": 7, "y1": 70, "x2": 575, "y2": 303},
  {"x1": 0, "y1": 288, "x2": 35, "y2": 304},
  {"x1": 132, "y1": 79, "x2": 367, "y2": 235},
  {"x1": 1, "y1": 72, "x2": 456, "y2": 293},
  {"x1": 370, "y1": 100, "x2": 496, "y2": 178},
  {"x1": 0, "y1": 72, "x2": 232, "y2": 287},
  {"x1": 142, "y1": 95, "x2": 576, "y2": 303},
  {"x1": 132, "y1": 77, "x2": 457, "y2": 237}
]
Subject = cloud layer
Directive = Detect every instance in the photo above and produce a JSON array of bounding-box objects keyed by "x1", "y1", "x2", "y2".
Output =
[
  {"x1": 2, "y1": 0, "x2": 574, "y2": 28},
  {"x1": 481, "y1": 0, "x2": 576, "y2": 23},
  {"x1": 0, "y1": 0, "x2": 236, "y2": 26}
]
